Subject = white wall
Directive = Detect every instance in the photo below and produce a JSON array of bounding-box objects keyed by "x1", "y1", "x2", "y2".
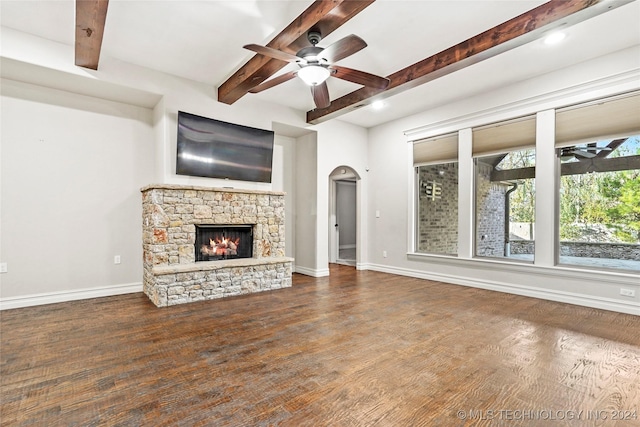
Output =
[
  {"x1": 294, "y1": 132, "x2": 318, "y2": 274},
  {"x1": 272, "y1": 134, "x2": 296, "y2": 259},
  {"x1": 292, "y1": 120, "x2": 370, "y2": 276},
  {"x1": 366, "y1": 47, "x2": 640, "y2": 315},
  {"x1": 315, "y1": 120, "x2": 369, "y2": 275},
  {"x1": 0, "y1": 79, "x2": 155, "y2": 302}
]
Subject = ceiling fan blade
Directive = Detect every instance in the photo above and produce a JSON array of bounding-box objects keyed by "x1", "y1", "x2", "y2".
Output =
[
  {"x1": 596, "y1": 138, "x2": 626, "y2": 158},
  {"x1": 320, "y1": 34, "x2": 367, "y2": 63},
  {"x1": 330, "y1": 65, "x2": 390, "y2": 89},
  {"x1": 573, "y1": 150, "x2": 596, "y2": 158},
  {"x1": 243, "y1": 44, "x2": 300, "y2": 63},
  {"x1": 311, "y1": 82, "x2": 330, "y2": 109},
  {"x1": 582, "y1": 147, "x2": 612, "y2": 151},
  {"x1": 248, "y1": 71, "x2": 297, "y2": 93}
]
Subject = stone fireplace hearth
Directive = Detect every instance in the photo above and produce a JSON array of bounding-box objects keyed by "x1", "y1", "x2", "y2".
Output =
[{"x1": 141, "y1": 184, "x2": 293, "y2": 307}]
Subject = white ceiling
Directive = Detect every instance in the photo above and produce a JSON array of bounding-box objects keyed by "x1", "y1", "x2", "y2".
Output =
[{"x1": 1, "y1": 0, "x2": 639, "y2": 128}]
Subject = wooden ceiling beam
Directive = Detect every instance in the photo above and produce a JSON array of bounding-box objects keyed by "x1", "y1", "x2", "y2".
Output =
[
  {"x1": 307, "y1": 0, "x2": 634, "y2": 124},
  {"x1": 560, "y1": 154, "x2": 640, "y2": 175},
  {"x1": 75, "y1": 0, "x2": 109, "y2": 70},
  {"x1": 218, "y1": 0, "x2": 376, "y2": 105}
]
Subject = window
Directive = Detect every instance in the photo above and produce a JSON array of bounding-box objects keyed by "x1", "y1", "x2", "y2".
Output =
[
  {"x1": 473, "y1": 116, "x2": 536, "y2": 261},
  {"x1": 555, "y1": 92, "x2": 640, "y2": 272},
  {"x1": 410, "y1": 92, "x2": 639, "y2": 273},
  {"x1": 475, "y1": 149, "x2": 536, "y2": 260},
  {"x1": 414, "y1": 133, "x2": 458, "y2": 256}
]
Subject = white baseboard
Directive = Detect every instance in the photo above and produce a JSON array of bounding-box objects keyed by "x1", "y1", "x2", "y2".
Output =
[
  {"x1": 339, "y1": 244, "x2": 356, "y2": 250},
  {"x1": 367, "y1": 263, "x2": 640, "y2": 316},
  {"x1": 0, "y1": 282, "x2": 143, "y2": 310},
  {"x1": 294, "y1": 266, "x2": 330, "y2": 277}
]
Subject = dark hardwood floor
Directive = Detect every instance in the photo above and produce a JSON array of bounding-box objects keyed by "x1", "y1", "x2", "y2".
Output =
[{"x1": 1, "y1": 265, "x2": 639, "y2": 426}]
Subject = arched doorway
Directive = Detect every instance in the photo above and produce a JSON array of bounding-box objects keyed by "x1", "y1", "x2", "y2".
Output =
[{"x1": 329, "y1": 166, "x2": 360, "y2": 267}]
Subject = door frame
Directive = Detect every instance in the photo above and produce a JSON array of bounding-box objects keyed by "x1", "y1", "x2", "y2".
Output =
[{"x1": 329, "y1": 166, "x2": 359, "y2": 265}]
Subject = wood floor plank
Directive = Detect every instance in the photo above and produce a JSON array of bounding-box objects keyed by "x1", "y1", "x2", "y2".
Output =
[{"x1": 1, "y1": 265, "x2": 639, "y2": 426}]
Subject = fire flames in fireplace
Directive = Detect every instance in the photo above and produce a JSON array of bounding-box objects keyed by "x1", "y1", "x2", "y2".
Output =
[
  {"x1": 195, "y1": 224, "x2": 253, "y2": 261},
  {"x1": 200, "y1": 236, "x2": 241, "y2": 258}
]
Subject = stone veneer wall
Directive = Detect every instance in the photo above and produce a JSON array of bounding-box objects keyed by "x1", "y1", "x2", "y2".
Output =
[
  {"x1": 417, "y1": 162, "x2": 458, "y2": 255},
  {"x1": 141, "y1": 185, "x2": 293, "y2": 307},
  {"x1": 475, "y1": 162, "x2": 507, "y2": 257},
  {"x1": 511, "y1": 240, "x2": 640, "y2": 260},
  {"x1": 560, "y1": 242, "x2": 640, "y2": 260}
]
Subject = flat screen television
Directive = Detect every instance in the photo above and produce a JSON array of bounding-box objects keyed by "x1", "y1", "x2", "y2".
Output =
[{"x1": 176, "y1": 111, "x2": 274, "y2": 183}]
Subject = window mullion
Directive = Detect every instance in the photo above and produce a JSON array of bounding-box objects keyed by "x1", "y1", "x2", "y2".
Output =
[{"x1": 534, "y1": 109, "x2": 557, "y2": 267}]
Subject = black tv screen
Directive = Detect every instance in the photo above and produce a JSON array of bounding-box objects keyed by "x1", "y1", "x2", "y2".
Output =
[{"x1": 176, "y1": 111, "x2": 274, "y2": 183}]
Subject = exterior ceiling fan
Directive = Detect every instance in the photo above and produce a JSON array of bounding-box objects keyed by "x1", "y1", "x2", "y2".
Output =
[
  {"x1": 560, "y1": 146, "x2": 612, "y2": 160},
  {"x1": 243, "y1": 31, "x2": 390, "y2": 109}
]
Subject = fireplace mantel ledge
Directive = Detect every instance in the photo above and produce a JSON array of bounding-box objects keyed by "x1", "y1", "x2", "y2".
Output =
[
  {"x1": 152, "y1": 256, "x2": 294, "y2": 275},
  {"x1": 141, "y1": 184, "x2": 285, "y2": 196}
]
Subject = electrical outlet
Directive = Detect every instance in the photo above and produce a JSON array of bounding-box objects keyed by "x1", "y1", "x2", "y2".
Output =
[
  {"x1": 620, "y1": 288, "x2": 635, "y2": 298},
  {"x1": 383, "y1": 251, "x2": 387, "y2": 258},
  {"x1": 114, "y1": 255, "x2": 121, "y2": 265},
  {"x1": 0, "y1": 263, "x2": 7, "y2": 273}
]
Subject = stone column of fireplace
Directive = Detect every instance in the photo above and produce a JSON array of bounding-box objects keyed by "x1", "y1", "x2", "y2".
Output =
[{"x1": 141, "y1": 184, "x2": 293, "y2": 307}]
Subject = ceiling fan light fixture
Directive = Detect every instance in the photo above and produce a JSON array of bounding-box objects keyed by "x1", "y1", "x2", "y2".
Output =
[{"x1": 297, "y1": 65, "x2": 330, "y2": 86}]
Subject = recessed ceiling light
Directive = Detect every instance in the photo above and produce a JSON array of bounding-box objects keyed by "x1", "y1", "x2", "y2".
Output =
[
  {"x1": 371, "y1": 100, "x2": 386, "y2": 110},
  {"x1": 544, "y1": 31, "x2": 566, "y2": 45}
]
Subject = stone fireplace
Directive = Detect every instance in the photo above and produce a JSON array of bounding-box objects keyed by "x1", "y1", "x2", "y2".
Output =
[{"x1": 141, "y1": 184, "x2": 293, "y2": 307}]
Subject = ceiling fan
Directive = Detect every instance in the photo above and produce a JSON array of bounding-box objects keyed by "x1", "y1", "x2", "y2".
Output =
[
  {"x1": 560, "y1": 146, "x2": 612, "y2": 160},
  {"x1": 243, "y1": 31, "x2": 390, "y2": 109}
]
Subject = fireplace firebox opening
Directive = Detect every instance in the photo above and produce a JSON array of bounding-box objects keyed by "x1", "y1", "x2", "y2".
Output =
[{"x1": 195, "y1": 225, "x2": 253, "y2": 261}]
